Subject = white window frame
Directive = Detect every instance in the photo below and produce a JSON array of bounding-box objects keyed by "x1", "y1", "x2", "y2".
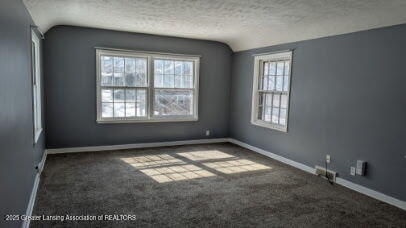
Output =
[
  {"x1": 31, "y1": 30, "x2": 42, "y2": 143},
  {"x1": 251, "y1": 51, "x2": 292, "y2": 132},
  {"x1": 96, "y1": 49, "x2": 200, "y2": 123}
]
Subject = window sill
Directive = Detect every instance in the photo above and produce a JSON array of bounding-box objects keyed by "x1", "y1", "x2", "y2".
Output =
[
  {"x1": 97, "y1": 117, "x2": 198, "y2": 124},
  {"x1": 251, "y1": 120, "x2": 288, "y2": 132}
]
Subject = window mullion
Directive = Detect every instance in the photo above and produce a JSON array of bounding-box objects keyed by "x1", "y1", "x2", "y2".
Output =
[
  {"x1": 123, "y1": 58, "x2": 126, "y2": 117},
  {"x1": 100, "y1": 86, "x2": 148, "y2": 89},
  {"x1": 154, "y1": 88, "x2": 194, "y2": 91},
  {"x1": 135, "y1": 88, "x2": 138, "y2": 116},
  {"x1": 112, "y1": 88, "x2": 115, "y2": 118},
  {"x1": 148, "y1": 56, "x2": 154, "y2": 119}
]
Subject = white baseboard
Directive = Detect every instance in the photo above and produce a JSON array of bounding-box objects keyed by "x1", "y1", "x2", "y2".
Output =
[
  {"x1": 228, "y1": 138, "x2": 405, "y2": 211},
  {"x1": 22, "y1": 150, "x2": 47, "y2": 228},
  {"x1": 46, "y1": 138, "x2": 229, "y2": 154},
  {"x1": 335, "y1": 178, "x2": 405, "y2": 210},
  {"x1": 228, "y1": 138, "x2": 315, "y2": 174}
]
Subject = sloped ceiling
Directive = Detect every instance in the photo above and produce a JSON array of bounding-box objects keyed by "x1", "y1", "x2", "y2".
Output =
[{"x1": 24, "y1": 0, "x2": 406, "y2": 51}]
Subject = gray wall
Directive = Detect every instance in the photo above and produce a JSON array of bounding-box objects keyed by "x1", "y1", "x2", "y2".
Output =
[
  {"x1": 230, "y1": 24, "x2": 406, "y2": 201},
  {"x1": 0, "y1": 0, "x2": 45, "y2": 227},
  {"x1": 44, "y1": 26, "x2": 232, "y2": 149}
]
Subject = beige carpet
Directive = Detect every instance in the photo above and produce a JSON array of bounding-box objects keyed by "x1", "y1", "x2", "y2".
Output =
[{"x1": 32, "y1": 143, "x2": 406, "y2": 227}]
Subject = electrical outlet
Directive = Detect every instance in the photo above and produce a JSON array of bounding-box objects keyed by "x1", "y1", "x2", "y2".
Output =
[
  {"x1": 206, "y1": 130, "x2": 210, "y2": 136},
  {"x1": 326, "y1": 155, "x2": 331, "y2": 163},
  {"x1": 350, "y1": 167, "x2": 356, "y2": 176},
  {"x1": 315, "y1": 165, "x2": 336, "y2": 181}
]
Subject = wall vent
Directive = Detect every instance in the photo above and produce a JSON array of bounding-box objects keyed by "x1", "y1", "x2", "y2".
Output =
[{"x1": 315, "y1": 165, "x2": 337, "y2": 182}]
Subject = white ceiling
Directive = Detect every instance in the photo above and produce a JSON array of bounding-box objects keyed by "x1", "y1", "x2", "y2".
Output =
[{"x1": 24, "y1": 0, "x2": 406, "y2": 51}]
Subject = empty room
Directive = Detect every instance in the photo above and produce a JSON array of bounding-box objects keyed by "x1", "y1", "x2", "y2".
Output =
[{"x1": 1, "y1": 0, "x2": 406, "y2": 227}]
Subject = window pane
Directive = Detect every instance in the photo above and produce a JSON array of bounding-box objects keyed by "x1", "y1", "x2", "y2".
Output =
[
  {"x1": 272, "y1": 107, "x2": 279, "y2": 123},
  {"x1": 258, "y1": 93, "x2": 273, "y2": 122},
  {"x1": 155, "y1": 74, "x2": 163, "y2": 88},
  {"x1": 101, "y1": 89, "x2": 113, "y2": 102},
  {"x1": 284, "y1": 61, "x2": 290, "y2": 75},
  {"x1": 279, "y1": 108, "x2": 287, "y2": 125},
  {"x1": 175, "y1": 61, "x2": 182, "y2": 75},
  {"x1": 183, "y1": 61, "x2": 192, "y2": 75},
  {"x1": 137, "y1": 89, "x2": 147, "y2": 116},
  {"x1": 281, "y1": 94, "x2": 288, "y2": 109},
  {"x1": 137, "y1": 89, "x2": 146, "y2": 103},
  {"x1": 114, "y1": 89, "x2": 125, "y2": 102},
  {"x1": 264, "y1": 107, "x2": 271, "y2": 122},
  {"x1": 154, "y1": 90, "x2": 193, "y2": 116},
  {"x1": 136, "y1": 58, "x2": 147, "y2": 86},
  {"x1": 182, "y1": 75, "x2": 193, "y2": 88},
  {"x1": 164, "y1": 60, "x2": 174, "y2": 74},
  {"x1": 269, "y1": 62, "x2": 276, "y2": 76},
  {"x1": 102, "y1": 103, "x2": 113, "y2": 117},
  {"x1": 137, "y1": 103, "x2": 146, "y2": 117},
  {"x1": 125, "y1": 58, "x2": 135, "y2": 86},
  {"x1": 276, "y1": 76, "x2": 283, "y2": 91},
  {"x1": 175, "y1": 75, "x2": 182, "y2": 88},
  {"x1": 276, "y1": 61, "x2": 284, "y2": 76},
  {"x1": 126, "y1": 103, "x2": 136, "y2": 117},
  {"x1": 257, "y1": 105, "x2": 263, "y2": 120},
  {"x1": 263, "y1": 62, "x2": 269, "y2": 76},
  {"x1": 283, "y1": 76, "x2": 289, "y2": 91},
  {"x1": 163, "y1": 74, "x2": 174, "y2": 88},
  {"x1": 268, "y1": 76, "x2": 275, "y2": 90},
  {"x1": 155, "y1": 60, "x2": 163, "y2": 74},
  {"x1": 114, "y1": 57, "x2": 125, "y2": 86},
  {"x1": 114, "y1": 103, "x2": 125, "y2": 117},
  {"x1": 273, "y1": 94, "x2": 280, "y2": 107},
  {"x1": 101, "y1": 56, "x2": 113, "y2": 86},
  {"x1": 265, "y1": 93, "x2": 272, "y2": 106},
  {"x1": 126, "y1": 89, "x2": 136, "y2": 102},
  {"x1": 262, "y1": 75, "x2": 268, "y2": 90}
]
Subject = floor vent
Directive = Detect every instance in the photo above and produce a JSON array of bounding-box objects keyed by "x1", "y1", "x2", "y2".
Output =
[{"x1": 315, "y1": 165, "x2": 337, "y2": 182}]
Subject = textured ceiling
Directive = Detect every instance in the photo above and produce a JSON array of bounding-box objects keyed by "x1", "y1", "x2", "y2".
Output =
[{"x1": 24, "y1": 0, "x2": 406, "y2": 51}]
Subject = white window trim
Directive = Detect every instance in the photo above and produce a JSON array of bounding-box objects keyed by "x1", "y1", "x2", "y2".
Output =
[
  {"x1": 96, "y1": 49, "x2": 200, "y2": 123},
  {"x1": 32, "y1": 30, "x2": 43, "y2": 143},
  {"x1": 251, "y1": 51, "x2": 293, "y2": 132}
]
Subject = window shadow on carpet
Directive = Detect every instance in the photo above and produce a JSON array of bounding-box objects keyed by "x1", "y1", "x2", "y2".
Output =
[{"x1": 120, "y1": 148, "x2": 271, "y2": 183}]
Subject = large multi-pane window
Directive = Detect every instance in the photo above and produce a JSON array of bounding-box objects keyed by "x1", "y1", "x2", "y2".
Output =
[
  {"x1": 251, "y1": 51, "x2": 292, "y2": 132},
  {"x1": 96, "y1": 49, "x2": 199, "y2": 123}
]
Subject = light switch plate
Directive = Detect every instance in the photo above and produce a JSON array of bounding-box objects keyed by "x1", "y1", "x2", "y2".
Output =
[
  {"x1": 326, "y1": 155, "x2": 331, "y2": 163},
  {"x1": 356, "y1": 160, "x2": 365, "y2": 176}
]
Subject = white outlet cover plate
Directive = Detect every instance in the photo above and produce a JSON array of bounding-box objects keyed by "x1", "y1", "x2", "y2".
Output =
[{"x1": 350, "y1": 167, "x2": 356, "y2": 176}]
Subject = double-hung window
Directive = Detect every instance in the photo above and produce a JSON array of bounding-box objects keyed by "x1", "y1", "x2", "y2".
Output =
[
  {"x1": 96, "y1": 49, "x2": 199, "y2": 123},
  {"x1": 31, "y1": 30, "x2": 42, "y2": 143},
  {"x1": 251, "y1": 51, "x2": 292, "y2": 132}
]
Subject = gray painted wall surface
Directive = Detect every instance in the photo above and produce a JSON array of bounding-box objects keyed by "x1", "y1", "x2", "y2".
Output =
[
  {"x1": 229, "y1": 24, "x2": 406, "y2": 201},
  {"x1": 44, "y1": 26, "x2": 232, "y2": 148},
  {"x1": 0, "y1": 0, "x2": 45, "y2": 227}
]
